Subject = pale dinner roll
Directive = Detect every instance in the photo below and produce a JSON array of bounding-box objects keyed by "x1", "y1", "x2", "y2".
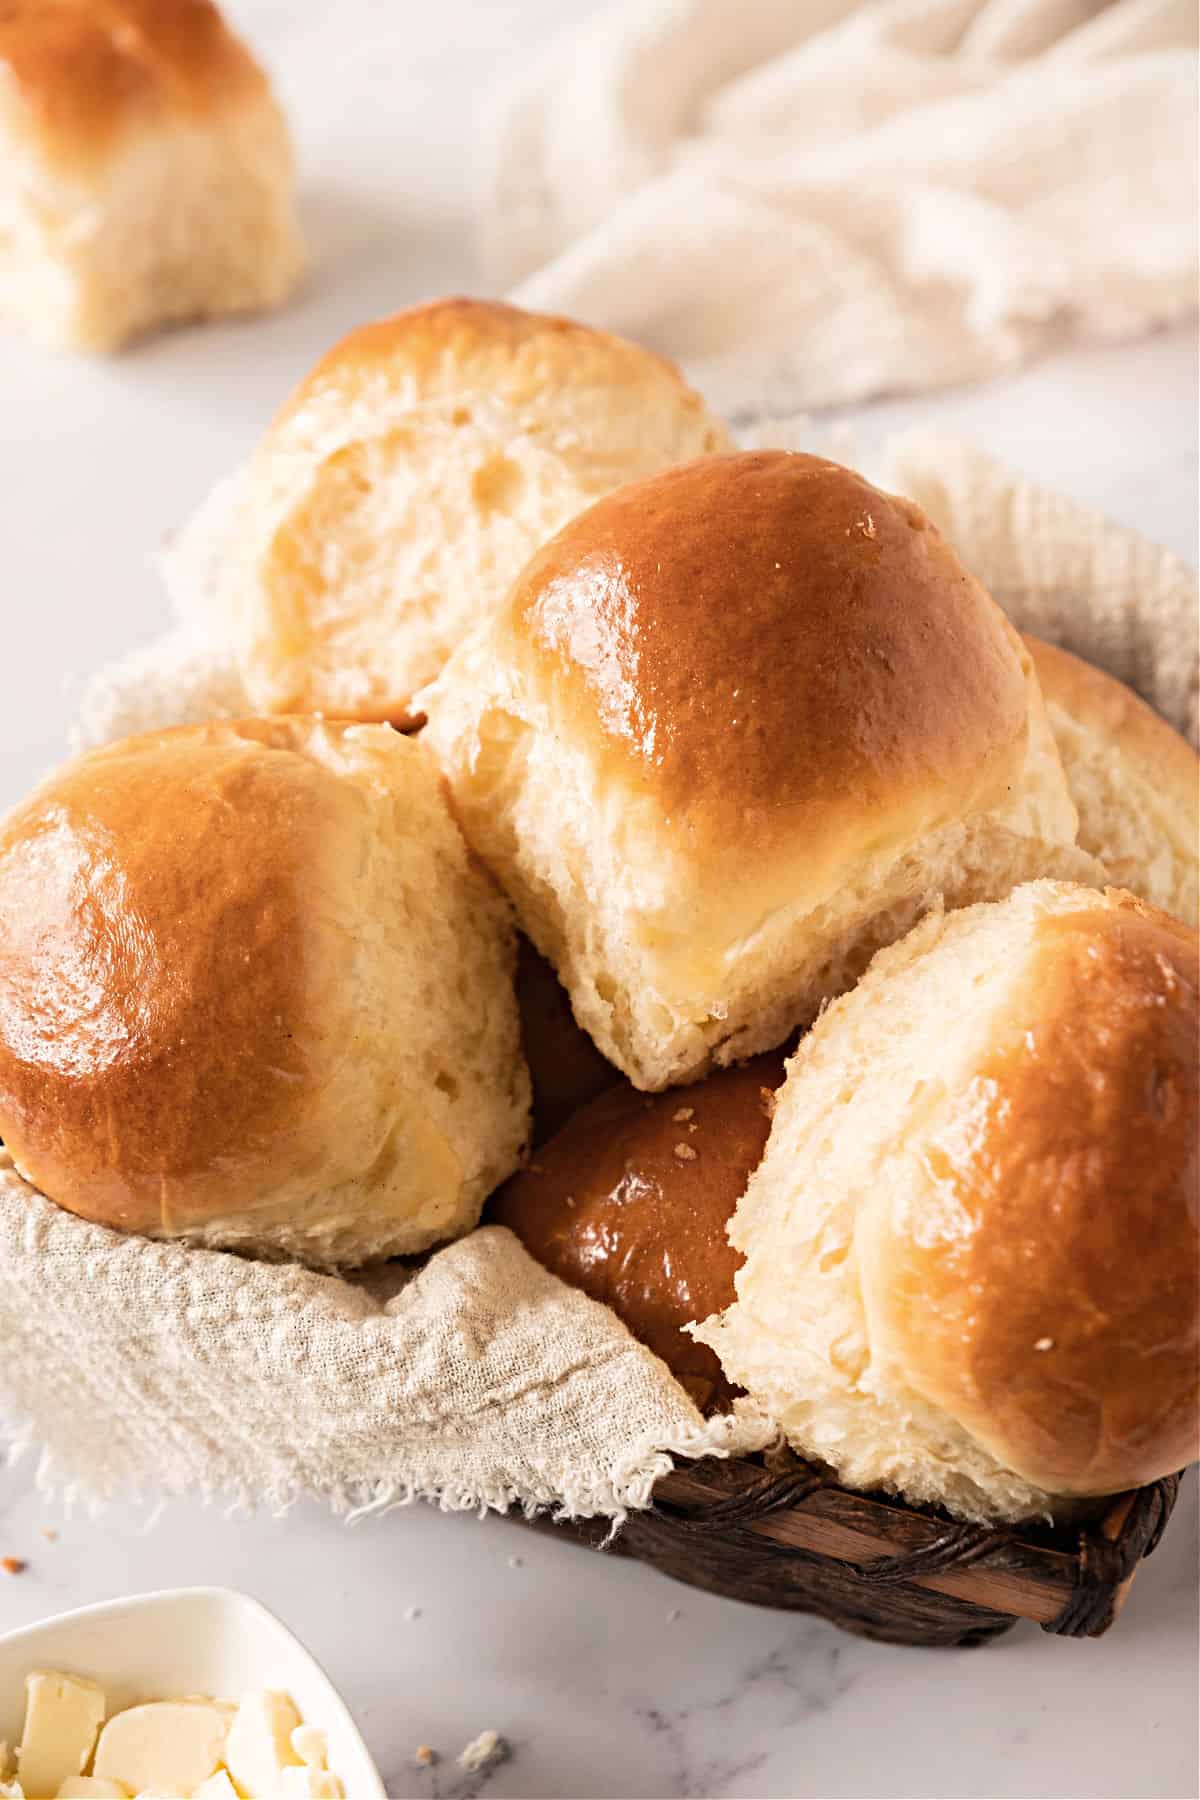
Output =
[
  {"x1": 0, "y1": 719, "x2": 529, "y2": 1265},
  {"x1": 421, "y1": 450, "x2": 1090, "y2": 1090},
  {"x1": 491, "y1": 1057, "x2": 786, "y2": 1411},
  {"x1": 0, "y1": 0, "x2": 305, "y2": 351},
  {"x1": 696, "y1": 882, "x2": 1200, "y2": 1522},
  {"x1": 1026, "y1": 636, "x2": 1198, "y2": 926},
  {"x1": 166, "y1": 298, "x2": 731, "y2": 721}
]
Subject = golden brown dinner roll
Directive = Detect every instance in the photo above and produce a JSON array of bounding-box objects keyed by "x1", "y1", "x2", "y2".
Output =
[
  {"x1": 166, "y1": 298, "x2": 731, "y2": 720},
  {"x1": 491, "y1": 1058, "x2": 786, "y2": 1410},
  {"x1": 1026, "y1": 636, "x2": 1198, "y2": 925},
  {"x1": 422, "y1": 450, "x2": 1090, "y2": 1089},
  {"x1": 515, "y1": 939, "x2": 619, "y2": 1142},
  {"x1": 0, "y1": 719, "x2": 529, "y2": 1265},
  {"x1": 0, "y1": 0, "x2": 305, "y2": 351},
  {"x1": 697, "y1": 882, "x2": 1200, "y2": 1522}
]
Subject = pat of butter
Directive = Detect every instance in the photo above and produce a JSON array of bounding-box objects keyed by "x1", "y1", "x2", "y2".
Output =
[
  {"x1": 17, "y1": 1671, "x2": 106, "y2": 1800},
  {"x1": 191, "y1": 1773, "x2": 238, "y2": 1800},
  {"x1": 57, "y1": 1781, "x2": 129, "y2": 1797},
  {"x1": 93, "y1": 1703, "x2": 228, "y2": 1797},
  {"x1": 280, "y1": 1768, "x2": 343, "y2": 1799},
  {"x1": 223, "y1": 1692, "x2": 302, "y2": 1798},
  {"x1": 288, "y1": 1728, "x2": 327, "y2": 1772}
]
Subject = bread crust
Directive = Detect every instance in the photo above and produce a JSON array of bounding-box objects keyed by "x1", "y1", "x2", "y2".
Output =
[
  {"x1": 273, "y1": 296, "x2": 714, "y2": 431},
  {"x1": 1026, "y1": 635, "x2": 1198, "y2": 923},
  {"x1": 0, "y1": 0, "x2": 268, "y2": 171},
  {"x1": 0, "y1": 718, "x2": 527, "y2": 1260},
  {"x1": 697, "y1": 881, "x2": 1199, "y2": 1517},
  {"x1": 869, "y1": 890, "x2": 1199, "y2": 1496},
  {"x1": 514, "y1": 939, "x2": 618, "y2": 1143},
  {"x1": 491, "y1": 1057, "x2": 785, "y2": 1408},
  {"x1": 226, "y1": 298, "x2": 731, "y2": 719},
  {"x1": 1027, "y1": 637, "x2": 1198, "y2": 798},
  {"x1": 504, "y1": 452, "x2": 1036, "y2": 889}
]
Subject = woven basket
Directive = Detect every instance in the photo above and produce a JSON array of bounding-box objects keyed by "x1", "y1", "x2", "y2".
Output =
[{"x1": 524, "y1": 1449, "x2": 1182, "y2": 1647}]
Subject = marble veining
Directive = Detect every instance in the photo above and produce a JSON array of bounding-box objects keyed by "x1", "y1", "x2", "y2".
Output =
[{"x1": 634, "y1": 1627, "x2": 859, "y2": 1798}]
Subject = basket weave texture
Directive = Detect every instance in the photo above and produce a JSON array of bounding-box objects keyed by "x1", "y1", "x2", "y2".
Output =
[{"x1": 528, "y1": 1452, "x2": 1182, "y2": 1647}]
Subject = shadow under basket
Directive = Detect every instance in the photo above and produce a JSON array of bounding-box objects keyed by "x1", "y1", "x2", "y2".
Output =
[{"x1": 524, "y1": 1450, "x2": 1182, "y2": 1648}]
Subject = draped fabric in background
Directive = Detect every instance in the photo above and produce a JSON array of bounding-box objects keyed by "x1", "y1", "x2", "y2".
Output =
[{"x1": 485, "y1": 0, "x2": 1198, "y2": 417}]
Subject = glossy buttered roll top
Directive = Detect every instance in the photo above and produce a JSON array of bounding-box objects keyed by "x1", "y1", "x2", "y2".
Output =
[
  {"x1": 491, "y1": 1056, "x2": 786, "y2": 1410},
  {"x1": 421, "y1": 450, "x2": 1082, "y2": 1089},
  {"x1": 879, "y1": 894, "x2": 1199, "y2": 1497},
  {"x1": 697, "y1": 882, "x2": 1200, "y2": 1521},
  {"x1": 0, "y1": 718, "x2": 529, "y2": 1266},
  {"x1": 507, "y1": 452, "x2": 1035, "y2": 878}
]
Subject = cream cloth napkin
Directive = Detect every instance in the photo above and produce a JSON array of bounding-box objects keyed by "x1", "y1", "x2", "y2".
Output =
[
  {"x1": 0, "y1": 1165, "x2": 767, "y2": 1512},
  {"x1": 486, "y1": 0, "x2": 1198, "y2": 416},
  {"x1": 2, "y1": 437, "x2": 1195, "y2": 1510}
]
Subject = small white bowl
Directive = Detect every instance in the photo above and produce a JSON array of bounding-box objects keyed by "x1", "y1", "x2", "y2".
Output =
[{"x1": 0, "y1": 1587, "x2": 385, "y2": 1798}]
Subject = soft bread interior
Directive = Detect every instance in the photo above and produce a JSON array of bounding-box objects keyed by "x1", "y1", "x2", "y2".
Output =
[
  {"x1": 0, "y1": 722, "x2": 529, "y2": 1269},
  {"x1": 165, "y1": 725, "x2": 530, "y2": 1266},
  {"x1": 183, "y1": 310, "x2": 732, "y2": 718},
  {"x1": 696, "y1": 879, "x2": 1199, "y2": 1521},
  {"x1": 1040, "y1": 690, "x2": 1197, "y2": 925},
  {"x1": 423, "y1": 640, "x2": 1093, "y2": 1089},
  {"x1": 233, "y1": 402, "x2": 661, "y2": 717},
  {"x1": 694, "y1": 887, "x2": 1090, "y2": 1522},
  {"x1": 0, "y1": 91, "x2": 303, "y2": 350}
]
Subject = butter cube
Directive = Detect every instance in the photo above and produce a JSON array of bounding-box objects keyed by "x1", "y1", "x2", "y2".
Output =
[
  {"x1": 190, "y1": 1776, "x2": 238, "y2": 1800},
  {"x1": 16, "y1": 1672, "x2": 106, "y2": 1800},
  {"x1": 93, "y1": 1703, "x2": 228, "y2": 1797},
  {"x1": 280, "y1": 1769, "x2": 342, "y2": 1799},
  {"x1": 57, "y1": 1781, "x2": 129, "y2": 1798},
  {"x1": 223, "y1": 1693, "x2": 302, "y2": 1798},
  {"x1": 288, "y1": 1729, "x2": 327, "y2": 1772}
]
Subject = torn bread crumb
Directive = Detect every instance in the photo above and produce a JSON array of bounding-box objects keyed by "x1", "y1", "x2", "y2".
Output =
[{"x1": 457, "y1": 1730, "x2": 508, "y2": 1773}]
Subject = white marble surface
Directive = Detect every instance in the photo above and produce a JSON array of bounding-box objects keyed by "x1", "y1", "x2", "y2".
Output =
[
  {"x1": 0, "y1": 1463, "x2": 1197, "y2": 1800},
  {"x1": 0, "y1": 2, "x2": 1197, "y2": 1796}
]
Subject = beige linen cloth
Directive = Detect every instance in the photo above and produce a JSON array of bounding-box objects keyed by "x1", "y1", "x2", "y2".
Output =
[
  {"x1": 1, "y1": 437, "x2": 1196, "y2": 1510},
  {"x1": 486, "y1": 0, "x2": 1198, "y2": 417}
]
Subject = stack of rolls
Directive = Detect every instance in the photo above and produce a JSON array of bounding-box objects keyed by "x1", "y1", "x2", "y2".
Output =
[{"x1": 0, "y1": 299, "x2": 1195, "y2": 1525}]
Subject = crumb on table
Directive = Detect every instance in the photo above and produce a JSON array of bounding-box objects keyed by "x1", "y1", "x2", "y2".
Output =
[{"x1": 457, "y1": 1730, "x2": 508, "y2": 1774}]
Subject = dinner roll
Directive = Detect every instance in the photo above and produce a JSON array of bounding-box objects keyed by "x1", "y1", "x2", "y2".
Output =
[
  {"x1": 168, "y1": 298, "x2": 731, "y2": 721},
  {"x1": 0, "y1": 719, "x2": 529, "y2": 1265},
  {"x1": 421, "y1": 450, "x2": 1088, "y2": 1089},
  {"x1": 515, "y1": 939, "x2": 618, "y2": 1143},
  {"x1": 491, "y1": 1058, "x2": 785, "y2": 1410},
  {"x1": 1026, "y1": 636, "x2": 1198, "y2": 925},
  {"x1": 0, "y1": 0, "x2": 305, "y2": 351},
  {"x1": 696, "y1": 882, "x2": 1200, "y2": 1522}
]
